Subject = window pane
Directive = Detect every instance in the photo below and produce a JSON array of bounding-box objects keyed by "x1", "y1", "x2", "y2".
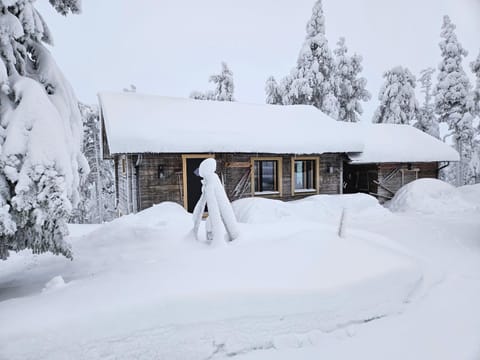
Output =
[
  {"x1": 262, "y1": 161, "x2": 275, "y2": 191},
  {"x1": 254, "y1": 160, "x2": 278, "y2": 193},
  {"x1": 295, "y1": 161, "x2": 304, "y2": 189},
  {"x1": 294, "y1": 160, "x2": 315, "y2": 190}
]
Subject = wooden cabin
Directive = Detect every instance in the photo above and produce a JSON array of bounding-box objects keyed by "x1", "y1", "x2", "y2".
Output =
[
  {"x1": 98, "y1": 92, "x2": 459, "y2": 215},
  {"x1": 343, "y1": 124, "x2": 458, "y2": 202}
]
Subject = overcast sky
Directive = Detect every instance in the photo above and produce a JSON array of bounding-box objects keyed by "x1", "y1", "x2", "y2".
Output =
[{"x1": 37, "y1": 0, "x2": 480, "y2": 120}]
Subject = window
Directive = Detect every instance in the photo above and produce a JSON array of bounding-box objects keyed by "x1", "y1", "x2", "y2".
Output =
[
  {"x1": 251, "y1": 157, "x2": 282, "y2": 195},
  {"x1": 292, "y1": 157, "x2": 319, "y2": 194}
]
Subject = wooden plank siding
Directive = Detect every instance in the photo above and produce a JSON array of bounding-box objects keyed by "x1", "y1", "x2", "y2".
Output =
[
  {"x1": 344, "y1": 162, "x2": 439, "y2": 203},
  {"x1": 376, "y1": 162, "x2": 438, "y2": 201},
  {"x1": 115, "y1": 152, "x2": 346, "y2": 214},
  {"x1": 115, "y1": 152, "x2": 441, "y2": 213}
]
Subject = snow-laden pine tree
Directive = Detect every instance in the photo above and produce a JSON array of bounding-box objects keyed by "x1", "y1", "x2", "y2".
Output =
[
  {"x1": 471, "y1": 51, "x2": 480, "y2": 117},
  {"x1": 305, "y1": 0, "x2": 325, "y2": 38},
  {"x1": 414, "y1": 67, "x2": 440, "y2": 138},
  {"x1": 265, "y1": 76, "x2": 283, "y2": 104},
  {"x1": 0, "y1": 0, "x2": 87, "y2": 260},
  {"x1": 72, "y1": 103, "x2": 115, "y2": 224},
  {"x1": 434, "y1": 15, "x2": 475, "y2": 185},
  {"x1": 469, "y1": 51, "x2": 480, "y2": 183},
  {"x1": 285, "y1": 0, "x2": 338, "y2": 117},
  {"x1": 190, "y1": 62, "x2": 235, "y2": 101},
  {"x1": 372, "y1": 66, "x2": 419, "y2": 124},
  {"x1": 267, "y1": 0, "x2": 338, "y2": 117},
  {"x1": 333, "y1": 37, "x2": 371, "y2": 122}
]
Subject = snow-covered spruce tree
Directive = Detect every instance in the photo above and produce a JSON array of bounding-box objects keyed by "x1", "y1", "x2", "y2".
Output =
[
  {"x1": 265, "y1": 76, "x2": 283, "y2": 104},
  {"x1": 272, "y1": 0, "x2": 338, "y2": 117},
  {"x1": 471, "y1": 51, "x2": 480, "y2": 117},
  {"x1": 415, "y1": 67, "x2": 440, "y2": 138},
  {"x1": 287, "y1": 0, "x2": 337, "y2": 117},
  {"x1": 372, "y1": 66, "x2": 419, "y2": 124},
  {"x1": 306, "y1": 0, "x2": 325, "y2": 38},
  {"x1": 468, "y1": 52, "x2": 480, "y2": 183},
  {"x1": 333, "y1": 37, "x2": 371, "y2": 122},
  {"x1": 72, "y1": 103, "x2": 115, "y2": 224},
  {"x1": 434, "y1": 15, "x2": 475, "y2": 185},
  {"x1": 0, "y1": 0, "x2": 87, "y2": 260},
  {"x1": 190, "y1": 62, "x2": 235, "y2": 101}
]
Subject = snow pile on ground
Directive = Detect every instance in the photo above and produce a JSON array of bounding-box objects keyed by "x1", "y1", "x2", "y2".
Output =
[
  {"x1": 42, "y1": 275, "x2": 67, "y2": 293},
  {"x1": 233, "y1": 193, "x2": 390, "y2": 225},
  {"x1": 457, "y1": 183, "x2": 480, "y2": 207},
  {"x1": 387, "y1": 178, "x2": 479, "y2": 214},
  {"x1": 0, "y1": 197, "x2": 422, "y2": 360}
]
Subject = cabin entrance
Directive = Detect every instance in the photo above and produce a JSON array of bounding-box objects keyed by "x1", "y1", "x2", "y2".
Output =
[
  {"x1": 343, "y1": 163, "x2": 378, "y2": 195},
  {"x1": 182, "y1": 155, "x2": 213, "y2": 212}
]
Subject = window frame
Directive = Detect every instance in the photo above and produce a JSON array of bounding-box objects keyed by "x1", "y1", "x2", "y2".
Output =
[
  {"x1": 250, "y1": 157, "x2": 283, "y2": 197},
  {"x1": 291, "y1": 156, "x2": 320, "y2": 196}
]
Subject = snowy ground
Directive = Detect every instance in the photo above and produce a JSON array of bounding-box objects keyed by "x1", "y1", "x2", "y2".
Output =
[{"x1": 0, "y1": 182, "x2": 479, "y2": 359}]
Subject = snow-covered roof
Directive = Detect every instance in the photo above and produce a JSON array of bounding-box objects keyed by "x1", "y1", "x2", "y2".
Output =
[
  {"x1": 98, "y1": 92, "x2": 364, "y2": 154},
  {"x1": 348, "y1": 124, "x2": 459, "y2": 164}
]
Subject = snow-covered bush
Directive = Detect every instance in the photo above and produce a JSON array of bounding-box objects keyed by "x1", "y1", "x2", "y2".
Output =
[{"x1": 0, "y1": 0, "x2": 86, "y2": 260}]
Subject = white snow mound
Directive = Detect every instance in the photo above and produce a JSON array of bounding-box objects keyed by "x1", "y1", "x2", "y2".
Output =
[
  {"x1": 0, "y1": 195, "x2": 422, "y2": 359},
  {"x1": 457, "y1": 183, "x2": 480, "y2": 207},
  {"x1": 388, "y1": 179, "x2": 478, "y2": 214},
  {"x1": 233, "y1": 193, "x2": 389, "y2": 224},
  {"x1": 42, "y1": 276, "x2": 66, "y2": 293}
]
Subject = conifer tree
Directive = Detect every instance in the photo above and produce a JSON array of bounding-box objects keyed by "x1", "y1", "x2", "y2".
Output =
[
  {"x1": 190, "y1": 62, "x2": 235, "y2": 101},
  {"x1": 333, "y1": 37, "x2": 371, "y2": 122},
  {"x1": 305, "y1": 0, "x2": 325, "y2": 38},
  {"x1": 471, "y1": 51, "x2": 480, "y2": 117},
  {"x1": 0, "y1": 0, "x2": 87, "y2": 260},
  {"x1": 73, "y1": 103, "x2": 115, "y2": 224},
  {"x1": 265, "y1": 76, "x2": 283, "y2": 104},
  {"x1": 415, "y1": 67, "x2": 440, "y2": 138},
  {"x1": 373, "y1": 66, "x2": 419, "y2": 124},
  {"x1": 287, "y1": 0, "x2": 337, "y2": 116},
  {"x1": 469, "y1": 51, "x2": 480, "y2": 183},
  {"x1": 434, "y1": 15, "x2": 475, "y2": 185},
  {"x1": 268, "y1": 0, "x2": 338, "y2": 117}
]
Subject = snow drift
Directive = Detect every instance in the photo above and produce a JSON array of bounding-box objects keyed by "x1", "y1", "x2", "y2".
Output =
[
  {"x1": 387, "y1": 179, "x2": 479, "y2": 214},
  {"x1": 233, "y1": 193, "x2": 390, "y2": 224},
  {"x1": 0, "y1": 197, "x2": 422, "y2": 359}
]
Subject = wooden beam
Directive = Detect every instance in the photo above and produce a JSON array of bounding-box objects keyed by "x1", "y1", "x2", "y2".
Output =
[{"x1": 226, "y1": 161, "x2": 251, "y2": 168}]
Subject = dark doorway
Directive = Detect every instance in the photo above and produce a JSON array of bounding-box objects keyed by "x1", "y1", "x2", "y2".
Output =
[
  {"x1": 184, "y1": 156, "x2": 210, "y2": 213},
  {"x1": 343, "y1": 163, "x2": 378, "y2": 195}
]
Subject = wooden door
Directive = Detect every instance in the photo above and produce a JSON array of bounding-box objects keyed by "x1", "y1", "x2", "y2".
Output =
[{"x1": 182, "y1": 155, "x2": 212, "y2": 213}]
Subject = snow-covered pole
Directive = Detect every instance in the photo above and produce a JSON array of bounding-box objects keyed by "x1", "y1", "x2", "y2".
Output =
[{"x1": 338, "y1": 207, "x2": 346, "y2": 238}]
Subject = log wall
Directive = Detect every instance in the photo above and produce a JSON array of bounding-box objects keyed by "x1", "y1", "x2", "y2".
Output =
[
  {"x1": 115, "y1": 152, "x2": 345, "y2": 214},
  {"x1": 376, "y1": 162, "x2": 438, "y2": 202}
]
